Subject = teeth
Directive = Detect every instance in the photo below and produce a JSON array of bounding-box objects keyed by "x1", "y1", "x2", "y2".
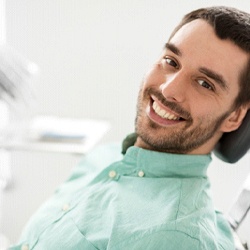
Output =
[
  {"x1": 152, "y1": 101, "x2": 180, "y2": 120},
  {"x1": 158, "y1": 109, "x2": 166, "y2": 117}
]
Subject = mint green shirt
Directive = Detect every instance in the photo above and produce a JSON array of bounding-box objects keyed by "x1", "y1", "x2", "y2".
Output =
[{"x1": 9, "y1": 144, "x2": 234, "y2": 250}]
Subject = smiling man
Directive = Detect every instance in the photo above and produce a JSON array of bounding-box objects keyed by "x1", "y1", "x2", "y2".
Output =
[
  {"x1": 10, "y1": 6, "x2": 250, "y2": 250},
  {"x1": 135, "y1": 17, "x2": 249, "y2": 156}
]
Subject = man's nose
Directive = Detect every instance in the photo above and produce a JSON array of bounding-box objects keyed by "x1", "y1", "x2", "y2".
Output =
[{"x1": 160, "y1": 72, "x2": 187, "y2": 103}]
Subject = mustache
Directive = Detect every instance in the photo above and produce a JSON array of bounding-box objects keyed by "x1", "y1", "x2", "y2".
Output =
[{"x1": 145, "y1": 88, "x2": 192, "y2": 121}]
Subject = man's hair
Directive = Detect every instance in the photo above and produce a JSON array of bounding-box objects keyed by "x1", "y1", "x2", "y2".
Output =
[{"x1": 169, "y1": 6, "x2": 250, "y2": 109}]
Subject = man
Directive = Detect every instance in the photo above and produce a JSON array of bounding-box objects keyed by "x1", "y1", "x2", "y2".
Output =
[{"x1": 10, "y1": 6, "x2": 250, "y2": 250}]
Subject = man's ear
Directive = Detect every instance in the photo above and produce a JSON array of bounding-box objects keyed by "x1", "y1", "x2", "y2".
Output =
[{"x1": 220, "y1": 105, "x2": 249, "y2": 133}]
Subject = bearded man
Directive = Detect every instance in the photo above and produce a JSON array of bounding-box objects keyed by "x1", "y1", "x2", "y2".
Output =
[{"x1": 10, "y1": 6, "x2": 250, "y2": 250}]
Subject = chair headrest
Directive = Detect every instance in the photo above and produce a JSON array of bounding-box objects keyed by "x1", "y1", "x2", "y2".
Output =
[{"x1": 214, "y1": 111, "x2": 250, "y2": 163}]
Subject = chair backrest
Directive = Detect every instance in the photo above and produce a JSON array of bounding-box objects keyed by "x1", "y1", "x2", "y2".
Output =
[
  {"x1": 214, "y1": 110, "x2": 250, "y2": 249},
  {"x1": 227, "y1": 174, "x2": 250, "y2": 250},
  {"x1": 231, "y1": 232, "x2": 248, "y2": 250}
]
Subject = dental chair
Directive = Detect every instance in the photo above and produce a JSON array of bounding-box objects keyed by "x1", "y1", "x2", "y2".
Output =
[{"x1": 214, "y1": 111, "x2": 250, "y2": 250}]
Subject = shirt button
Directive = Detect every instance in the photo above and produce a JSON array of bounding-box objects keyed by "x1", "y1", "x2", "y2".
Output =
[
  {"x1": 21, "y1": 244, "x2": 29, "y2": 250},
  {"x1": 109, "y1": 170, "x2": 117, "y2": 178},
  {"x1": 62, "y1": 203, "x2": 70, "y2": 211},
  {"x1": 138, "y1": 170, "x2": 145, "y2": 177}
]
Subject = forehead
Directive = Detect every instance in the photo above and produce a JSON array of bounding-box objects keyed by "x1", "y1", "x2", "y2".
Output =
[{"x1": 168, "y1": 19, "x2": 248, "y2": 92}]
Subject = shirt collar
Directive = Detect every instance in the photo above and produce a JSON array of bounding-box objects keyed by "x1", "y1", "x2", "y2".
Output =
[{"x1": 122, "y1": 146, "x2": 211, "y2": 178}]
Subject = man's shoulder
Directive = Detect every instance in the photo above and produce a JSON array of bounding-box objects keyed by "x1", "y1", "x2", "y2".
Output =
[
  {"x1": 84, "y1": 143, "x2": 123, "y2": 167},
  {"x1": 70, "y1": 143, "x2": 123, "y2": 177}
]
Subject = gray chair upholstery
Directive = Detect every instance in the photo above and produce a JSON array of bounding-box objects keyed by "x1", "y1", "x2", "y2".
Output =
[{"x1": 214, "y1": 111, "x2": 250, "y2": 164}]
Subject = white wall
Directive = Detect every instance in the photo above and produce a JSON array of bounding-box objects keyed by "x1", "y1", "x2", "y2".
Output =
[{"x1": 2, "y1": 0, "x2": 250, "y2": 245}]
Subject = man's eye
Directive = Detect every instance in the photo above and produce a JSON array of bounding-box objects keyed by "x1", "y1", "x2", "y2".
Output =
[
  {"x1": 197, "y1": 80, "x2": 213, "y2": 90},
  {"x1": 164, "y1": 57, "x2": 179, "y2": 69}
]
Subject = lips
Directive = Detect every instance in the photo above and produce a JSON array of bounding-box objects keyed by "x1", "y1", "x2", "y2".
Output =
[
  {"x1": 146, "y1": 95, "x2": 186, "y2": 126},
  {"x1": 152, "y1": 101, "x2": 181, "y2": 120}
]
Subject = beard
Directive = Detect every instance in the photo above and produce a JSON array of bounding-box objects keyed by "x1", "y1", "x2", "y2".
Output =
[{"x1": 135, "y1": 86, "x2": 231, "y2": 154}]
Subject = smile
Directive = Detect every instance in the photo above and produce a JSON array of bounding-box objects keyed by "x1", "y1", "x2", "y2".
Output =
[
  {"x1": 152, "y1": 101, "x2": 180, "y2": 120},
  {"x1": 146, "y1": 96, "x2": 186, "y2": 127}
]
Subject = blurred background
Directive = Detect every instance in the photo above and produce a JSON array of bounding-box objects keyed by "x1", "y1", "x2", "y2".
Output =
[{"x1": 1, "y1": 0, "x2": 250, "y2": 247}]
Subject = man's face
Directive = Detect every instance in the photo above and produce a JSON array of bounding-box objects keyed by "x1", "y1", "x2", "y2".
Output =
[{"x1": 135, "y1": 19, "x2": 248, "y2": 154}]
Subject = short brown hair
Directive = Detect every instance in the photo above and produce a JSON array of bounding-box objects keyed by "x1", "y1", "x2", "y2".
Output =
[{"x1": 169, "y1": 6, "x2": 250, "y2": 108}]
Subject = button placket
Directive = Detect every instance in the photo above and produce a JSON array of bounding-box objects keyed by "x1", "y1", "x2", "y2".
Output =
[
  {"x1": 109, "y1": 170, "x2": 117, "y2": 178},
  {"x1": 62, "y1": 203, "x2": 70, "y2": 212},
  {"x1": 138, "y1": 170, "x2": 145, "y2": 177},
  {"x1": 108, "y1": 169, "x2": 120, "y2": 181}
]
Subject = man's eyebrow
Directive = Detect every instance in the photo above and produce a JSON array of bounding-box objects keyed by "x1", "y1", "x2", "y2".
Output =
[
  {"x1": 164, "y1": 43, "x2": 182, "y2": 56},
  {"x1": 199, "y1": 67, "x2": 228, "y2": 91}
]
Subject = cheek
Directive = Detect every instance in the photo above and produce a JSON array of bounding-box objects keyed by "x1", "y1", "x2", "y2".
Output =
[
  {"x1": 189, "y1": 101, "x2": 214, "y2": 120},
  {"x1": 192, "y1": 107, "x2": 219, "y2": 125},
  {"x1": 143, "y1": 64, "x2": 165, "y2": 87}
]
